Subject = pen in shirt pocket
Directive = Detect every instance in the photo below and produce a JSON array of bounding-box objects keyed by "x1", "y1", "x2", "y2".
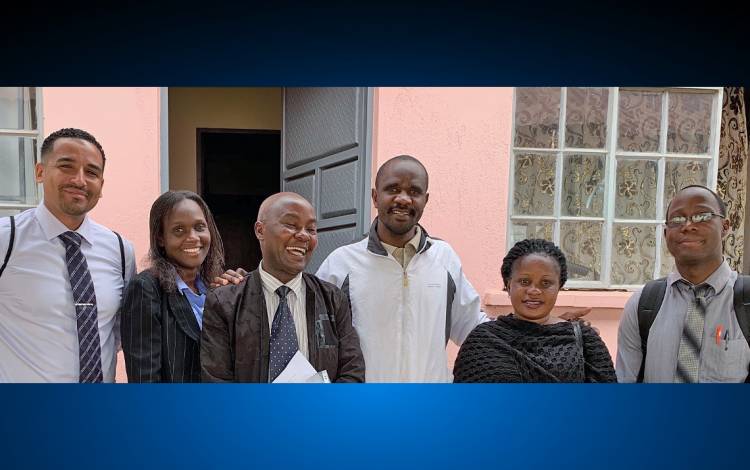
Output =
[
  {"x1": 724, "y1": 330, "x2": 729, "y2": 351},
  {"x1": 715, "y1": 324, "x2": 724, "y2": 346}
]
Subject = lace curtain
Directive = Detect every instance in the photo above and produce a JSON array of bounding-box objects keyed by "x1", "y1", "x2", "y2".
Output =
[
  {"x1": 511, "y1": 87, "x2": 746, "y2": 285},
  {"x1": 717, "y1": 87, "x2": 748, "y2": 271}
]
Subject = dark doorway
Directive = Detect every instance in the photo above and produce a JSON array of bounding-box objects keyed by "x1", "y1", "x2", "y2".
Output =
[{"x1": 197, "y1": 129, "x2": 280, "y2": 272}]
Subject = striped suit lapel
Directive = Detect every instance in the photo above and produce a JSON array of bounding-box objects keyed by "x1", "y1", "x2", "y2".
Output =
[{"x1": 167, "y1": 292, "x2": 201, "y2": 342}]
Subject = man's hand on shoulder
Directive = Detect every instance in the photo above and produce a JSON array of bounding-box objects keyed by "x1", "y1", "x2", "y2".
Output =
[
  {"x1": 558, "y1": 306, "x2": 591, "y2": 321},
  {"x1": 558, "y1": 307, "x2": 600, "y2": 333},
  {"x1": 210, "y1": 268, "x2": 248, "y2": 288}
]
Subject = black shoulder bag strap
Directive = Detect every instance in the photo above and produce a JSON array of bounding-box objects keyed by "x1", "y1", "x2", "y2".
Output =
[
  {"x1": 0, "y1": 216, "x2": 16, "y2": 280},
  {"x1": 114, "y1": 231, "x2": 125, "y2": 281},
  {"x1": 573, "y1": 320, "x2": 584, "y2": 353},
  {"x1": 731, "y1": 274, "x2": 750, "y2": 383},
  {"x1": 636, "y1": 277, "x2": 668, "y2": 383},
  {"x1": 572, "y1": 320, "x2": 585, "y2": 378}
]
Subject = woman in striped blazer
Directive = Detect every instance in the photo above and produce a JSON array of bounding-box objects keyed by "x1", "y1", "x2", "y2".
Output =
[{"x1": 121, "y1": 190, "x2": 225, "y2": 382}]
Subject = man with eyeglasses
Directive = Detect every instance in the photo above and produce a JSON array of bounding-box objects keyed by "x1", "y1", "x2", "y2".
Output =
[{"x1": 616, "y1": 185, "x2": 750, "y2": 383}]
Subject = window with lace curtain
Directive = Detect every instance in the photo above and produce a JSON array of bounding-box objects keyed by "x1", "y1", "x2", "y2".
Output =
[
  {"x1": 0, "y1": 87, "x2": 41, "y2": 216},
  {"x1": 508, "y1": 87, "x2": 723, "y2": 288}
]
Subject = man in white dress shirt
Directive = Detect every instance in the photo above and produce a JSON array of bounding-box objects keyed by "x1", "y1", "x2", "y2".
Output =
[{"x1": 0, "y1": 128, "x2": 136, "y2": 382}]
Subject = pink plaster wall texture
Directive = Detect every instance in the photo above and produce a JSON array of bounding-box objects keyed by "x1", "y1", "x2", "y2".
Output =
[{"x1": 373, "y1": 87, "x2": 513, "y2": 299}]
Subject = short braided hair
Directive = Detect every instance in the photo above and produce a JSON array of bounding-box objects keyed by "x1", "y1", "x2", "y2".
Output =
[
  {"x1": 501, "y1": 238, "x2": 567, "y2": 289},
  {"x1": 40, "y1": 128, "x2": 106, "y2": 166}
]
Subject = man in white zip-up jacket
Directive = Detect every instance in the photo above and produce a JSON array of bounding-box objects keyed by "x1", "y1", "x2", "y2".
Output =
[{"x1": 316, "y1": 155, "x2": 489, "y2": 382}]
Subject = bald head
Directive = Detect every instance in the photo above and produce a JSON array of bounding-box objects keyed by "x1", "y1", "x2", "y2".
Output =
[
  {"x1": 254, "y1": 192, "x2": 318, "y2": 283},
  {"x1": 257, "y1": 192, "x2": 314, "y2": 223}
]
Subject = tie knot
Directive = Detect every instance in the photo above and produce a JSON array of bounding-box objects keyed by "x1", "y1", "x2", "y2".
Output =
[
  {"x1": 59, "y1": 231, "x2": 82, "y2": 248},
  {"x1": 692, "y1": 284, "x2": 711, "y2": 303},
  {"x1": 276, "y1": 285, "x2": 291, "y2": 300}
]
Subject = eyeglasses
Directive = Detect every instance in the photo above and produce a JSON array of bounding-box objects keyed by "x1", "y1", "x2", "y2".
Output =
[{"x1": 665, "y1": 212, "x2": 725, "y2": 229}]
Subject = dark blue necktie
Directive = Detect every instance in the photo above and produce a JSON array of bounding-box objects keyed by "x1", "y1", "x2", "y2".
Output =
[
  {"x1": 269, "y1": 286, "x2": 298, "y2": 382},
  {"x1": 59, "y1": 231, "x2": 103, "y2": 383}
]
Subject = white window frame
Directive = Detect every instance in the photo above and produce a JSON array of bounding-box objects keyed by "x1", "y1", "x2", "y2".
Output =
[
  {"x1": 507, "y1": 87, "x2": 724, "y2": 290},
  {"x1": 0, "y1": 87, "x2": 43, "y2": 215}
]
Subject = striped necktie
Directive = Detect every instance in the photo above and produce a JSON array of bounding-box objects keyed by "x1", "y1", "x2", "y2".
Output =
[
  {"x1": 269, "y1": 286, "x2": 298, "y2": 382},
  {"x1": 675, "y1": 283, "x2": 710, "y2": 383},
  {"x1": 59, "y1": 231, "x2": 104, "y2": 383}
]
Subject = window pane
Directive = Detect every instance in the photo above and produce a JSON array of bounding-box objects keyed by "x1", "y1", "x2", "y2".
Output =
[
  {"x1": 0, "y1": 87, "x2": 37, "y2": 130},
  {"x1": 615, "y1": 159, "x2": 658, "y2": 219},
  {"x1": 512, "y1": 153, "x2": 556, "y2": 216},
  {"x1": 663, "y1": 159, "x2": 709, "y2": 215},
  {"x1": 509, "y1": 220, "x2": 554, "y2": 247},
  {"x1": 617, "y1": 90, "x2": 662, "y2": 152},
  {"x1": 0, "y1": 136, "x2": 37, "y2": 202},
  {"x1": 514, "y1": 87, "x2": 560, "y2": 149},
  {"x1": 565, "y1": 87, "x2": 608, "y2": 149},
  {"x1": 611, "y1": 224, "x2": 656, "y2": 285},
  {"x1": 667, "y1": 92, "x2": 712, "y2": 154},
  {"x1": 561, "y1": 153, "x2": 605, "y2": 217},
  {"x1": 560, "y1": 221, "x2": 602, "y2": 281}
]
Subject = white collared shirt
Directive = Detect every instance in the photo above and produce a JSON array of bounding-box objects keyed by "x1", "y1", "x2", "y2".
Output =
[
  {"x1": 0, "y1": 203, "x2": 136, "y2": 383},
  {"x1": 258, "y1": 261, "x2": 308, "y2": 359}
]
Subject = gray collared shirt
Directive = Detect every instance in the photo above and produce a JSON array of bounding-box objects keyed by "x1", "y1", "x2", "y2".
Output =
[{"x1": 617, "y1": 261, "x2": 750, "y2": 382}]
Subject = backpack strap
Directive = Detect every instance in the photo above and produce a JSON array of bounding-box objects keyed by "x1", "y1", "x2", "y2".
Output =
[
  {"x1": 636, "y1": 277, "x2": 668, "y2": 383},
  {"x1": 0, "y1": 216, "x2": 16, "y2": 280},
  {"x1": 732, "y1": 274, "x2": 750, "y2": 383},
  {"x1": 114, "y1": 231, "x2": 125, "y2": 281}
]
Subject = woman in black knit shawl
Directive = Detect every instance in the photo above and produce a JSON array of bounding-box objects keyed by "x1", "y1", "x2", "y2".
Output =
[{"x1": 453, "y1": 239, "x2": 617, "y2": 383}]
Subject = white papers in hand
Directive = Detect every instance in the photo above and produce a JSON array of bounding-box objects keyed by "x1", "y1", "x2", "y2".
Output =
[
  {"x1": 304, "y1": 370, "x2": 331, "y2": 383},
  {"x1": 272, "y1": 350, "x2": 327, "y2": 383}
]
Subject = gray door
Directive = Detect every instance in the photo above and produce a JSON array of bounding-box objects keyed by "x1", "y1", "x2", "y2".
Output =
[{"x1": 281, "y1": 87, "x2": 373, "y2": 273}]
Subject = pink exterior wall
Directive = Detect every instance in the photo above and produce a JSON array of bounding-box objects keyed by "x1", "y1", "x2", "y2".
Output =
[
  {"x1": 372, "y1": 87, "x2": 632, "y2": 361},
  {"x1": 43, "y1": 87, "x2": 162, "y2": 382},
  {"x1": 373, "y1": 87, "x2": 512, "y2": 297}
]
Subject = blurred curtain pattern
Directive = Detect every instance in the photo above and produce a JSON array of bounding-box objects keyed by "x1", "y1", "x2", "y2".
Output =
[{"x1": 717, "y1": 87, "x2": 748, "y2": 272}]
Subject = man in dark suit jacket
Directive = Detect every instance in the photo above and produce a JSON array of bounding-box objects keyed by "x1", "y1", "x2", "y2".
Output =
[{"x1": 200, "y1": 192, "x2": 365, "y2": 382}]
